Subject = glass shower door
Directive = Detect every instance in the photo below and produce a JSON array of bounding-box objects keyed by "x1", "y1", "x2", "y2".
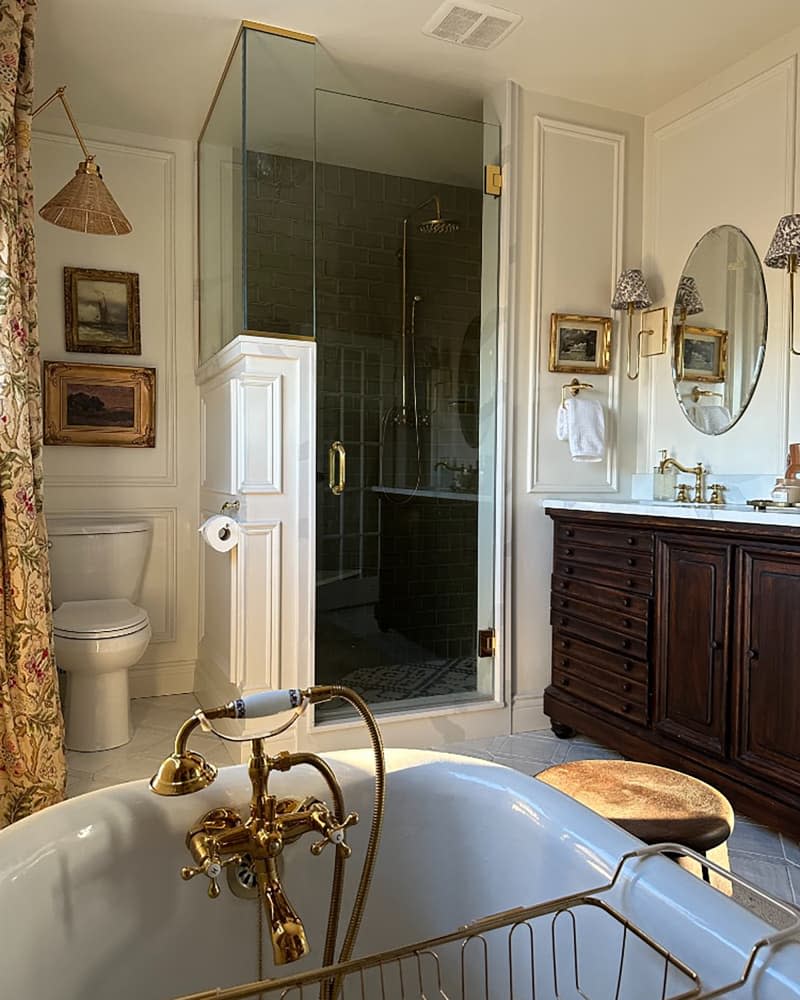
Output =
[{"x1": 314, "y1": 91, "x2": 500, "y2": 720}]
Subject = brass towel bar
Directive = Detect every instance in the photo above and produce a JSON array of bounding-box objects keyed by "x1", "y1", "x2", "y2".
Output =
[{"x1": 560, "y1": 377, "x2": 594, "y2": 407}]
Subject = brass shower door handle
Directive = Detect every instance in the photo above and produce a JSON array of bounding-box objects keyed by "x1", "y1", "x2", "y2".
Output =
[{"x1": 328, "y1": 441, "x2": 346, "y2": 495}]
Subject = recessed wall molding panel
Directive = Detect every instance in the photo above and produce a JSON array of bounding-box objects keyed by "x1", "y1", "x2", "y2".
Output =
[
  {"x1": 234, "y1": 521, "x2": 281, "y2": 693},
  {"x1": 236, "y1": 373, "x2": 283, "y2": 495},
  {"x1": 640, "y1": 55, "x2": 796, "y2": 473},
  {"x1": 35, "y1": 133, "x2": 178, "y2": 488},
  {"x1": 528, "y1": 115, "x2": 625, "y2": 494},
  {"x1": 36, "y1": 128, "x2": 198, "y2": 699}
]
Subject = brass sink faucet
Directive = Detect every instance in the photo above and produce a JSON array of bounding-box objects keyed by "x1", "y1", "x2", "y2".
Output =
[
  {"x1": 150, "y1": 686, "x2": 385, "y2": 978},
  {"x1": 658, "y1": 450, "x2": 707, "y2": 503}
]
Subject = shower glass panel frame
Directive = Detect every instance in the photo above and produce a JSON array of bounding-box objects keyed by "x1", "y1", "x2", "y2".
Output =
[{"x1": 313, "y1": 89, "x2": 501, "y2": 721}]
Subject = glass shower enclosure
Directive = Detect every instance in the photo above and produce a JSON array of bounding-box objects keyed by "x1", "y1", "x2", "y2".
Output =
[
  {"x1": 313, "y1": 91, "x2": 500, "y2": 720},
  {"x1": 198, "y1": 23, "x2": 501, "y2": 722}
]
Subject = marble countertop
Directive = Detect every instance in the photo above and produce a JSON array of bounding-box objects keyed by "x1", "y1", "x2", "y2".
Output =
[{"x1": 542, "y1": 497, "x2": 800, "y2": 528}]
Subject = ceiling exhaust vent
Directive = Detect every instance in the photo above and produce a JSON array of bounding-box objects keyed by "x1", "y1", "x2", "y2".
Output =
[{"x1": 422, "y1": 1, "x2": 522, "y2": 50}]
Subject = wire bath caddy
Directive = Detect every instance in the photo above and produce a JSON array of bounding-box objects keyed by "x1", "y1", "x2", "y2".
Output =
[{"x1": 171, "y1": 844, "x2": 800, "y2": 1000}]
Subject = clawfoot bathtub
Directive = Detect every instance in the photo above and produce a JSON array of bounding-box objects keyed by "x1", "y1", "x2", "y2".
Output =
[{"x1": 1, "y1": 749, "x2": 798, "y2": 999}]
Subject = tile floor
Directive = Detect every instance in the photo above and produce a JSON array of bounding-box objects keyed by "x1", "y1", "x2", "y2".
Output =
[{"x1": 66, "y1": 695, "x2": 800, "y2": 912}]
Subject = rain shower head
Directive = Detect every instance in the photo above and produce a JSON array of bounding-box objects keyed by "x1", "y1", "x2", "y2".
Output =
[
  {"x1": 418, "y1": 217, "x2": 460, "y2": 234},
  {"x1": 406, "y1": 194, "x2": 460, "y2": 235}
]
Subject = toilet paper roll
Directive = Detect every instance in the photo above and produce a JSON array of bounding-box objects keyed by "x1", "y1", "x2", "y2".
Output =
[{"x1": 199, "y1": 514, "x2": 239, "y2": 552}]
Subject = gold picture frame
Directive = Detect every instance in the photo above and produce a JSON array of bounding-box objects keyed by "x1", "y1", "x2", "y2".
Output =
[
  {"x1": 676, "y1": 325, "x2": 728, "y2": 383},
  {"x1": 43, "y1": 362, "x2": 156, "y2": 447},
  {"x1": 64, "y1": 267, "x2": 141, "y2": 354},
  {"x1": 549, "y1": 313, "x2": 612, "y2": 374}
]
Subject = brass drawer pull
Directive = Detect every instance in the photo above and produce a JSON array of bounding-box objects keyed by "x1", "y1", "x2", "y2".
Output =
[
  {"x1": 626, "y1": 536, "x2": 636, "y2": 545},
  {"x1": 621, "y1": 703, "x2": 631, "y2": 713},
  {"x1": 565, "y1": 547, "x2": 574, "y2": 556},
  {"x1": 623, "y1": 662, "x2": 633, "y2": 672},
  {"x1": 622, "y1": 619, "x2": 631, "y2": 628},
  {"x1": 328, "y1": 440, "x2": 346, "y2": 496},
  {"x1": 565, "y1": 528, "x2": 574, "y2": 537},
  {"x1": 564, "y1": 567, "x2": 574, "y2": 575},
  {"x1": 622, "y1": 597, "x2": 631, "y2": 608},
  {"x1": 627, "y1": 558, "x2": 636, "y2": 567},
  {"x1": 622, "y1": 682, "x2": 631, "y2": 693},
  {"x1": 560, "y1": 617, "x2": 569, "y2": 627}
]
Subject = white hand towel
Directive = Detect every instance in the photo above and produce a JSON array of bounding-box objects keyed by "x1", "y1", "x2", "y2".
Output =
[
  {"x1": 556, "y1": 397, "x2": 605, "y2": 462},
  {"x1": 691, "y1": 404, "x2": 731, "y2": 434}
]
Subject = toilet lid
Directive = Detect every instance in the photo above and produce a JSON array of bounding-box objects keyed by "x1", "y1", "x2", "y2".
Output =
[{"x1": 53, "y1": 599, "x2": 149, "y2": 639}]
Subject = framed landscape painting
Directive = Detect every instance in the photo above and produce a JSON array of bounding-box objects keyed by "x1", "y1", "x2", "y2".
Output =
[
  {"x1": 549, "y1": 313, "x2": 612, "y2": 374},
  {"x1": 63, "y1": 267, "x2": 141, "y2": 354},
  {"x1": 677, "y1": 325, "x2": 727, "y2": 383},
  {"x1": 43, "y1": 362, "x2": 156, "y2": 447}
]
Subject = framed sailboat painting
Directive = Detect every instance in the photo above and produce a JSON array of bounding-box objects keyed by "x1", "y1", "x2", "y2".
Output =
[{"x1": 63, "y1": 267, "x2": 141, "y2": 355}]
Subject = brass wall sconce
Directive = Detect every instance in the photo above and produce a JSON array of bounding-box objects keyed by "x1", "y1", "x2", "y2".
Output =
[
  {"x1": 32, "y1": 85, "x2": 132, "y2": 236},
  {"x1": 765, "y1": 213, "x2": 800, "y2": 356},
  {"x1": 611, "y1": 268, "x2": 665, "y2": 380}
]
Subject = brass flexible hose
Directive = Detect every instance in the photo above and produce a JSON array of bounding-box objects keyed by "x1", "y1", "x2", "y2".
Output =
[{"x1": 320, "y1": 686, "x2": 386, "y2": 973}]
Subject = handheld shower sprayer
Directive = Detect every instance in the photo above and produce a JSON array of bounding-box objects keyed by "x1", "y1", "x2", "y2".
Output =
[{"x1": 149, "y1": 686, "x2": 385, "y2": 982}]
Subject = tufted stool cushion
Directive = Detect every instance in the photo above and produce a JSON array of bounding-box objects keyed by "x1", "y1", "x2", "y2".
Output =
[{"x1": 537, "y1": 759, "x2": 734, "y2": 865}]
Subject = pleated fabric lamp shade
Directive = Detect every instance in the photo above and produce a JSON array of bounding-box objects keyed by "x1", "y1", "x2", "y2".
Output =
[{"x1": 676, "y1": 276, "x2": 704, "y2": 316}]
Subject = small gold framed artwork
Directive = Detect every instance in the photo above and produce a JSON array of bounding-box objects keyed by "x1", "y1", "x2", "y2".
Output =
[
  {"x1": 677, "y1": 325, "x2": 727, "y2": 383},
  {"x1": 43, "y1": 361, "x2": 156, "y2": 447},
  {"x1": 64, "y1": 267, "x2": 141, "y2": 354},
  {"x1": 549, "y1": 314, "x2": 612, "y2": 374}
]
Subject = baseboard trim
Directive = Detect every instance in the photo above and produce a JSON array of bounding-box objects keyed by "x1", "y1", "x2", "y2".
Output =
[
  {"x1": 129, "y1": 660, "x2": 196, "y2": 699},
  {"x1": 511, "y1": 692, "x2": 548, "y2": 733}
]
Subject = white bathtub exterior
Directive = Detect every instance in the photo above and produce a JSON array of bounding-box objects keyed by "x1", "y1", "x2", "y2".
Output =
[{"x1": 0, "y1": 749, "x2": 798, "y2": 999}]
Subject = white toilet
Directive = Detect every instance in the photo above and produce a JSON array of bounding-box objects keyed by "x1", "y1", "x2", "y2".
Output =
[{"x1": 49, "y1": 517, "x2": 152, "y2": 752}]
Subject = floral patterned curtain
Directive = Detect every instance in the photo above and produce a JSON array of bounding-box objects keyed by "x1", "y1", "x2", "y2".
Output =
[{"x1": 0, "y1": 0, "x2": 66, "y2": 827}]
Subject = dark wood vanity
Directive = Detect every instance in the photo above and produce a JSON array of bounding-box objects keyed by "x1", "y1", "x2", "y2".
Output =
[{"x1": 545, "y1": 507, "x2": 800, "y2": 837}]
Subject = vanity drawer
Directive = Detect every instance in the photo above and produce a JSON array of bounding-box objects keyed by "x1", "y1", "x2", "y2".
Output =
[
  {"x1": 556, "y1": 521, "x2": 654, "y2": 554},
  {"x1": 554, "y1": 657, "x2": 647, "y2": 703},
  {"x1": 553, "y1": 556, "x2": 653, "y2": 596},
  {"x1": 551, "y1": 575, "x2": 651, "y2": 621},
  {"x1": 552, "y1": 629, "x2": 648, "y2": 683},
  {"x1": 550, "y1": 593, "x2": 648, "y2": 640},
  {"x1": 551, "y1": 610, "x2": 648, "y2": 660},
  {"x1": 555, "y1": 543, "x2": 654, "y2": 577},
  {"x1": 551, "y1": 667, "x2": 648, "y2": 725}
]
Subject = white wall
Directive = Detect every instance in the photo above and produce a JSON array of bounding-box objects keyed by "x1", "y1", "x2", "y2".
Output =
[
  {"x1": 33, "y1": 126, "x2": 199, "y2": 697},
  {"x1": 507, "y1": 88, "x2": 644, "y2": 732},
  {"x1": 638, "y1": 30, "x2": 800, "y2": 476}
]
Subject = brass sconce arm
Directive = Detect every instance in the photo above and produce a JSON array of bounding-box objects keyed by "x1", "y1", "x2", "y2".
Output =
[{"x1": 33, "y1": 86, "x2": 92, "y2": 160}]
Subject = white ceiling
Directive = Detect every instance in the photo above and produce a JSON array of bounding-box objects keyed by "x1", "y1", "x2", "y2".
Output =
[{"x1": 36, "y1": 0, "x2": 800, "y2": 139}]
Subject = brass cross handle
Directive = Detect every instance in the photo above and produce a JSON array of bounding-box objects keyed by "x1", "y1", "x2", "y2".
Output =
[
  {"x1": 181, "y1": 852, "x2": 243, "y2": 898},
  {"x1": 310, "y1": 811, "x2": 359, "y2": 858}
]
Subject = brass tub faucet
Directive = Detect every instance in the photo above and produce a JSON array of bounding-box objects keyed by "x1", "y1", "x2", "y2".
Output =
[{"x1": 150, "y1": 686, "x2": 385, "y2": 979}]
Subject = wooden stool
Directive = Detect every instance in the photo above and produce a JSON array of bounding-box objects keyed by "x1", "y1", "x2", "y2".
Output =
[{"x1": 537, "y1": 759, "x2": 734, "y2": 883}]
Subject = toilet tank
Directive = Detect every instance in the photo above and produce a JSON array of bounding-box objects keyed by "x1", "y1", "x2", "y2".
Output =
[{"x1": 47, "y1": 517, "x2": 152, "y2": 608}]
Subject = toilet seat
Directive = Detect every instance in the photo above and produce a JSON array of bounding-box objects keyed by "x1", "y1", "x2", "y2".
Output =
[{"x1": 53, "y1": 599, "x2": 149, "y2": 640}]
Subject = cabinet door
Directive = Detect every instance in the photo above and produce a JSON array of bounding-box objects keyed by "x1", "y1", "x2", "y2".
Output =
[
  {"x1": 734, "y1": 548, "x2": 800, "y2": 792},
  {"x1": 654, "y1": 537, "x2": 730, "y2": 756}
]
